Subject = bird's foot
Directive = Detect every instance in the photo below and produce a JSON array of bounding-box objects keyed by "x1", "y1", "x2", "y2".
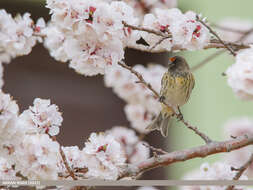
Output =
[
  {"x1": 176, "y1": 106, "x2": 184, "y2": 121},
  {"x1": 159, "y1": 95, "x2": 165, "y2": 103}
]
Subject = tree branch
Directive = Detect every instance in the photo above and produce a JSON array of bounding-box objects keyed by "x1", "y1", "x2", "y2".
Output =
[
  {"x1": 226, "y1": 153, "x2": 253, "y2": 190},
  {"x1": 196, "y1": 15, "x2": 237, "y2": 56},
  {"x1": 122, "y1": 21, "x2": 172, "y2": 38},
  {"x1": 118, "y1": 61, "x2": 212, "y2": 144},
  {"x1": 191, "y1": 28, "x2": 253, "y2": 72},
  {"x1": 119, "y1": 134, "x2": 253, "y2": 178}
]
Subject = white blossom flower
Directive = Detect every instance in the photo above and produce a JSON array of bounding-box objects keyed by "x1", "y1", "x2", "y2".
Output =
[
  {"x1": 226, "y1": 46, "x2": 253, "y2": 100},
  {"x1": 0, "y1": 91, "x2": 19, "y2": 144},
  {"x1": 83, "y1": 132, "x2": 126, "y2": 180},
  {"x1": 129, "y1": 141, "x2": 150, "y2": 164},
  {"x1": 0, "y1": 10, "x2": 38, "y2": 63},
  {"x1": 0, "y1": 157, "x2": 20, "y2": 180},
  {"x1": 223, "y1": 117, "x2": 253, "y2": 137},
  {"x1": 223, "y1": 118, "x2": 253, "y2": 177},
  {"x1": 61, "y1": 146, "x2": 87, "y2": 174},
  {"x1": 103, "y1": 0, "x2": 177, "y2": 17},
  {"x1": 18, "y1": 98, "x2": 63, "y2": 136},
  {"x1": 125, "y1": 104, "x2": 154, "y2": 134},
  {"x1": 106, "y1": 126, "x2": 150, "y2": 163},
  {"x1": 142, "y1": 8, "x2": 210, "y2": 51},
  {"x1": 44, "y1": 0, "x2": 139, "y2": 76},
  {"x1": 15, "y1": 134, "x2": 61, "y2": 180},
  {"x1": 181, "y1": 162, "x2": 248, "y2": 190}
]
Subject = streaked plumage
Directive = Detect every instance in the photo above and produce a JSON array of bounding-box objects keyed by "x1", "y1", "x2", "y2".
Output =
[{"x1": 146, "y1": 56, "x2": 195, "y2": 137}]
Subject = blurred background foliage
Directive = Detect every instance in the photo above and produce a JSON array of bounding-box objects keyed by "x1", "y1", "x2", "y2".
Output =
[
  {"x1": 1, "y1": 0, "x2": 253, "y2": 183},
  {"x1": 169, "y1": 0, "x2": 253, "y2": 180}
]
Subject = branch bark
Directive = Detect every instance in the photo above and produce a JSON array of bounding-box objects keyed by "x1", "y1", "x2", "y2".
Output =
[{"x1": 119, "y1": 134, "x2": 253, "y2": 178}]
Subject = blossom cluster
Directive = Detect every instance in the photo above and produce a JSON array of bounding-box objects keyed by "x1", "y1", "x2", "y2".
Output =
[
  {"x1": 223, "y1": 118, "x2": 253, "y2": 177},
  {"x1": 0, "y1": 10, "x2": 45, "y2": 89},
  {"x1": 226, "y1": 46, "x2": 253, "y2": 100},
  {"x1": 61, "y1": 129, "x2": 149, "y2": 180},
  {"x1": 44, "y1": 0, "x2": 139, "y2": 76},
  {"x1": 104, "y1": 0, "x2": 177, "y2": 17},
  {"x1": 140, "y1": 8, "x2": 210, "y2": 51},
  {"x1": 105, "y1": 63, "x2": 166, "y2": 133},
  {"x1": 181, "y1": 162, "x2": 248, "y2": 190},
  {"x1": 0, "y1": 90, "x2": 150, "y2": 180},
  {"x1": 19, "y1": 98, "x2": 63, "y2": 136},
  {"x1": 0, "y1": 10, "x2": 44, "y2": 64}
]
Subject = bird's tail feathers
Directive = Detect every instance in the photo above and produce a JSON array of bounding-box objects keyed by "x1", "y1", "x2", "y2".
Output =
[{"x1": 146, "y1": 112, "x2": 172, "y2": 137}]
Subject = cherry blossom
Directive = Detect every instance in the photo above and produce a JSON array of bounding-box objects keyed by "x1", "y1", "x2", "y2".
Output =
[
  {"x1": 181, "y1": 162, "x2": 248, "y2": 190},
  {"x1": 226, "y1": 46, "x2": 253, "y2": 100},
  {"x1": 18, "y1": 98, "x2": 63, "y2": 136},
  {"x1": 82, "y1": 133, "x2": 126, "y2": 180},
  {"x1": 44, "y1": 0, "x2": 139, "y2": 76},
  {"x1": 107, "y1": 126, "x2": 150, "y2": 163},
  {"x1": 141, "y1": 8, "x2": 210, "y2": 51},
  {"x1": 0, "y1": 10, "x2": 40, "y2": 63}
]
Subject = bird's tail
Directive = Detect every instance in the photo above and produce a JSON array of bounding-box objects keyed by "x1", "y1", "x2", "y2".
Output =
[{"x1": 146, "y1": 105, "x2": 173, "y2": 137}]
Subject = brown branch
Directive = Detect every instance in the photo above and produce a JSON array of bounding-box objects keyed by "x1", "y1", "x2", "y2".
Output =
[
  {"x1": 118, "y1": 61, "x2": 159, "y2": 98},
  {"x1": 226, "y1": 153, "x2": 253, "y2": 190},
  {"x1": 118, "y1": 134, "x2": 253, "y2": 178},
  {"x1": 149, "y1": 37, "x2": 170, "y2": 50},
  {"x1": 196, "y1": 15, "x2": 236, "y2": 56},
  {"x1": 59, "y1": 146, "x2": 78, "y2": 180},
  {"x1": 118, "y1": 61, "x2": 212, "y2": 144},
  {"x1": 122, "y1": 21, "x2": 172, "y2": 38},
  {"x1": 179, "y1": 118, "x2": 212, "y2": 144},
  {"x1": 142, "y1": 142, "x2": 168, "y2": 154},
  {"x1": 191, "y1": 28, "x2": 253, "y2": 72},
  {"x1": 127, "y1": 40, "x2": 250, "y2": 54}
]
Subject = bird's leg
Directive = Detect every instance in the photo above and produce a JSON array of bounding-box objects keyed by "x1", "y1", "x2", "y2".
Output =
[
  {"x1": 159, "y1": 95, "x2": 165, "y2": 103},
  {"x1": 176, "y1": 106, "x2": 184, "y2": 121}
]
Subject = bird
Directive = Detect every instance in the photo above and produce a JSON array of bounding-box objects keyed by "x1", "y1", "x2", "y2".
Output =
[{"x1": 146, "y1": 56, "x2": 195, "y2": 137}]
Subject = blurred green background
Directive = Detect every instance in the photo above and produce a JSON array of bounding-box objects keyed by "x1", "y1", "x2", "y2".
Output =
[{"x1": 169, "y1": 0, "x2": 253, "y2": 180}]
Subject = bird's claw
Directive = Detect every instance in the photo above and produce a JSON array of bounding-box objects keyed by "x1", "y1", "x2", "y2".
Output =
[
  {"x1": 159, "y1": 96, "x2": 165, "y2": 103},
  {"x1": 176, "y1": 113, "x2": 184, "y2": 121},
  {"x1": 176, "y1": 106, "x2": 184, "y2": 121}
]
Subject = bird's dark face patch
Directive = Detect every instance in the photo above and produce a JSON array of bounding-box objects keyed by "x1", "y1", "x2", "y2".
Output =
[{"x1": 168, "y1": 56, "x2": 190, "y2": 73}]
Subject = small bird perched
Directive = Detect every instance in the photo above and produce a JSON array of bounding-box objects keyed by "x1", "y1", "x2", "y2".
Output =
[{"x1": 146, "y1": 56, "x2": 195, "y2": 137}]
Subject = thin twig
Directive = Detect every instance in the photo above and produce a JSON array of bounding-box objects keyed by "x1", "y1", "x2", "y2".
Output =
[
  {"x1": 149, "y1": 37, "x2": 170, "y2": 50},
  {"x1": 59, "y1": 146, "x2": 78, "y2": 180},
  {"x1": 122, "y1": 21, "x2": 172, "y2": 38},
  {"x1": 226, "y1": 153, "x2": 253, "y2": 190},
  {"x1": 142, "y1": 143, "x2": 168, "y2": 154},
  {"x1": 196, "y1": 15, "x2": 236, "y2": 56},
  {"x1": 179, "y1": 119, "x2": 212, "y2": 144},
  {"x1": 118, "y1": 61, "x2": 212, "y2": 144},
  {"x1": 191, "y1": 28, "x2": 253, "y2": 72},
  {"x1": 50, "y1": 137, "x2": 88, "y2": 190},
  {"x1": 118, "y1": 61, "x2": 159, "y2": 98},
  {"x1": 118, "y1": 134, "x2": 253, "y2": 179}
]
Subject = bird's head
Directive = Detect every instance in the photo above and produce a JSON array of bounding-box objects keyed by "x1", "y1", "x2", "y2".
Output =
[{"x1": 168, "y1": 56, "x2": 190, "y2": 72}]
